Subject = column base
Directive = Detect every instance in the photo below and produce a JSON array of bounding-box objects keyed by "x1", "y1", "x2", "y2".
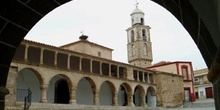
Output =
[
  {"x1": 40, "y1": 99, "x2": 48, "y2": 103},
  {"x1": 69, "y1": 100, "x2": 76, "y2": 104}
]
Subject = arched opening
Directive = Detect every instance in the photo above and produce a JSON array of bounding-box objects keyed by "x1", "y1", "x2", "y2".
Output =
[
  {"x1": 133, "y1": 85, "x2": 144, "y2": 106},
  {"x1": 76, "y1": 77, "x2": 95, "y2": 105},
  {"x1": 55, "y1": 79, "x2": 70, "y2": 104},
  {"x1": 141, "y1": 18, "x2": 144, "y2": 25},
  {"x1": 142, "y1": 29, "x2": 147, "y2": 41},
  {"x1": 99, "y1": 81, "x2": 115, "y2": 105},
  {"x1": 118, "y1": 85, "x2": 127, "y2": 106},
  {"x1": 47, "y1": 74, "x2": 71, "y2": 103},
  {"x1": 146, "y1": 86, "x2": 156, "y2": 107},
  {"x1": 16, "y1": 68, "x2": 42, "y2": 102},
  {"x1": 131, "y1": 30, "x2": 135, "y2": 42},
  {"x1": 118, "y1": 83, "x2": 132, "y2": 106}
]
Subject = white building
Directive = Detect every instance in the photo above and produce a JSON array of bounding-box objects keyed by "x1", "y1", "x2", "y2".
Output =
[{"x1": 194, "y1": 68, "x2": 213, "y2": 99}]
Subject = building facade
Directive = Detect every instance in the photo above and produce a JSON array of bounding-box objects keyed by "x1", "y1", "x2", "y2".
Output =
[
  {"x1": 148, "y1": 61, "x2": 195, "y2": 102},
  {"x1": 4, "y1": 6, "x2": 184, "y2": 110},
  {"x1": 194, "y1": 68, "x2": 213, "y2": 99}
]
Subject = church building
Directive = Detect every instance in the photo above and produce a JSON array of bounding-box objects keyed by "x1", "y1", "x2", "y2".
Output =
[{"x1": 4, "y1": 5, "x2": 184, "y2": 110}]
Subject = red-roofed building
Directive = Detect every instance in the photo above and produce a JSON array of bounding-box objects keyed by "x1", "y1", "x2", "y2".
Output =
[{"x1": 148, "y1": 61, "x2": 196, "y2": 102}]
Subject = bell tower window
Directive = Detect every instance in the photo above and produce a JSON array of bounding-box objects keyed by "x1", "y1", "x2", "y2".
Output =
[
  {"x1": 131, "y1": 30, "x2": 134, "y2": 42},
  {"x1": 142, "y1": 29, "x2": 147, "y2": 41},
  {"x1": 141, "y1": 18, "x2": 144, "y2": 25}
]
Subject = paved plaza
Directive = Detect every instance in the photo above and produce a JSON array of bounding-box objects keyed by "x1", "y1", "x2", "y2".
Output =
[{"x1": 155, "y1": 99, "x2": 215, "y2": 110}]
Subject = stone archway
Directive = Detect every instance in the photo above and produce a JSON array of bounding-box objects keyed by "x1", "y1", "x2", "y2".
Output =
[
  {"x1": 118, "y1": 83, "x2": 132, "y2": 106},
  {"x1": 47, "y1": 74, "x2": 72, "y2": 104},
  {"x1": 146, "y1": 86, "x2": 156, "y2": 107},
  {"x1": 99, "y1": 81, "x2": 116, "y2": 106},
  {"x1": 54, "y1": 79, "x2": 70, "y2": 104},
  {"x1": 16, "y1": 68, "x2": 43, "y2": 102},
  {"x1": 76, "y1": 77, "x2": 96, "y2": 105},
  {"x1": 133, "y1": 85, "x2": 145, "y2": 106}
]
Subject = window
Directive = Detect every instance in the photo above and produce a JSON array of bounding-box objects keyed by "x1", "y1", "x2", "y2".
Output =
[
  {"x1": 141, "y1": 18, "x2": 144, "y2": 25},
  {"x1": 181, "y1": 66, "x2": 189, "y2": 80},
  {"x1": 142, "y1": 29, "x2": 147, "y2": 41},
  {"x1": 131, "y1": 44, "x2": 135, "y2": 56},
  {"x1": 194, "y1": 78, "x2": 199, "y2": 82},
  {"x1": 98, "y1": 52, "x2": 101, "y2": 57}
]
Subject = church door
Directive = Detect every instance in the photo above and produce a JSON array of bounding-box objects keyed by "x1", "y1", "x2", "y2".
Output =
[{"x1": 55, "y1": 80, "x2": 70, "y2": 104}]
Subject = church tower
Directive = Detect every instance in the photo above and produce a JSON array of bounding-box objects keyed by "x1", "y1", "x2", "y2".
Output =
[{"x1": 126, "y1": 5, "x2": 153, "y2": 68}]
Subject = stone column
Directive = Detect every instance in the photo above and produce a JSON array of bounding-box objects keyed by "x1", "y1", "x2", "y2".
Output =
[
  {"x1": 79, "y1": 57, "x2": 82, "y2": 71},
  {"x1": 90, "y1": 60, "x2": 93, "y2": 73},
  {"x1": 109, "y1": 63, "x2": 111, "y2": 77},
  {"x1": 40, "y1": 84, "x2": 48, "y2": 103},
  {"x1": 93, "y1": 91, "x2": 99, "y2": 105},
  {"x1": 100, "y1": 62, "x2": 102, "y2": 75},
  {"x1": 54, "y1": 51, "x2": 58, "y2": 66},
  {"x1": 0, "y1": 86, "x2": 9, "y2": 110},
  {"x1": 4, "y1": 66, "x2": 17, "y2": 108},
  {"x1": 69, "y1": 86, "x2": 76, "y2": 104},
  {"x1": 127, "y1": 92, "x2": 134, "y2": 106},
  {"x1": 67, "y1": 54, "x2": 70, "y2": 70},
  {"x1": 40, "y1": 48, "x2": 44, "y2": 65},
  {"x1": 142, "y1": 72, "x2": 145, "y2": 82},
  {"x1": 117, "y1": 66, "x2": 119, "y2": 78},
  {"x1": 141, "y1": 92, "x2": 146, "y2": 107},
  {"x1": 147, "y1": 73, "x2": 150, "y2": 83},
  {"x1": 24, "y1": 44, "x2": 29, "y2": 61},
  {"x1": 137, "y1": 72, "x2": 140, "y2": 81},
  {"x1": 113, "y1": 91, "x2": 118, "y2": 106}
]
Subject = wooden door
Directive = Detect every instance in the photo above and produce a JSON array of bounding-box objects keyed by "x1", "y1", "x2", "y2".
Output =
[{"x1": 205, "y1": 87, "x2": 213, "y2": 98}]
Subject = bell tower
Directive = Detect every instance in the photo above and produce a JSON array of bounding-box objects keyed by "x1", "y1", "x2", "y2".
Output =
[{"x1": 126, "y1": 4, "x2": 153, "y2": 68}]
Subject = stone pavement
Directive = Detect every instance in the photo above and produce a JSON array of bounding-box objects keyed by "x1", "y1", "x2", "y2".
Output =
[{"x1": 155, "y1": 98, "x2": 215, "y2": 110}]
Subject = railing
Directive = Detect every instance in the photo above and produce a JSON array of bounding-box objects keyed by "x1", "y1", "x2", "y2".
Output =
[
  {"x1": 16, "y1": 89, "x2": 32, "y2": 110},
  {"x1": 24, "y1": 88, "x2": 32, "y2": 110}
]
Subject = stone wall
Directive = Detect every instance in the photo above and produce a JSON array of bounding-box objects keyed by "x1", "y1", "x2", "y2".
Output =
[{"x1": 155, "y1": 72, "x2": 184, "y2": 108}]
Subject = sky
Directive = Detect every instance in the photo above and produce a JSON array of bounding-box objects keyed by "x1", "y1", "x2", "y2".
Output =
[{"x1": 25, "y1": 0, "x2": 207, "y2": 70}]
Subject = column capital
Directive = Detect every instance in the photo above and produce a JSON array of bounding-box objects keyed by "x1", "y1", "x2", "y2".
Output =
[
  {"x1": 40, "y1": 84, "x2": 48, "y2": 90},
  {"x1": 0, "y1": 87, "x2": 9, "y2": 96}
]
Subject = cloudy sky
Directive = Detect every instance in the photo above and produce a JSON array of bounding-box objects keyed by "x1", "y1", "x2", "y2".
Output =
[{"x1": 25, "y1": 0, "x2": 207, "y2": 70}]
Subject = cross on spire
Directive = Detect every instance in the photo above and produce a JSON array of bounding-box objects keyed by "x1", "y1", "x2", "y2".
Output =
[
  {"x1": 80, "y1": 30, "x2": 84, "y2": 35},
  {"x1": 135, "y1": 0, "x2": 139, "y2": 8}
]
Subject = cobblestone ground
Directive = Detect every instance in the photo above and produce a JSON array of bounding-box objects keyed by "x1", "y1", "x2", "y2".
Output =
[{"x1": 155, "y1": 99, "x2": 215, "y2": 110}]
